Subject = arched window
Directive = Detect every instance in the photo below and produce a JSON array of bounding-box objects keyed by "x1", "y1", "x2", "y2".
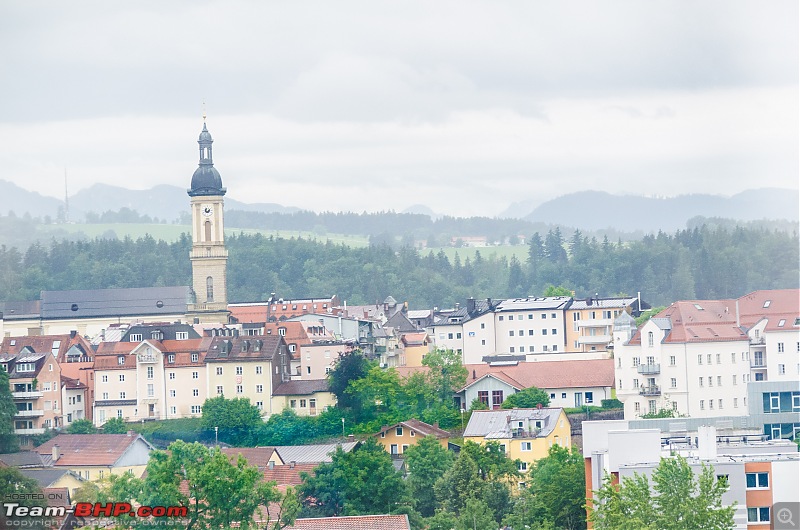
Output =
[
  {"x1": 204, "y1": 220, "x2": 212, "y2": 241},
  {"x1": 648, "y1": 331, "x2": 654, "y2": 347},
  {"x1": 206, "y1": 276, "x2": 214, "y2": 302}
]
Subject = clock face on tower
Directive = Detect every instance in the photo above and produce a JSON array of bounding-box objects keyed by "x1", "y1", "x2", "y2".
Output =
[{"x1": 202, "y1": 205, "x2": 213, "y2": 217}]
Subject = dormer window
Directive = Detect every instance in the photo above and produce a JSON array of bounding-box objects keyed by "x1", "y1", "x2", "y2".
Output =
[
  {"x1": 167, "y1": 355, "x2": 175, "y2": 364},
  {"x1": 278, "y1": 328, "x2": 286, "y2": 336},
  {"x1": 176, "y1": 331, "x2": 189, "y2": 340},
  {"x1": 17, "y1": 363, "x2": 36, "y2": 372},
  {"x1": 191, "y1": 353, "x2": 199, "y2": 362},
  {"x1": 118, "y1": 356, "x2": 125, "y2": 365},
  {"x1": 129, "y1": 334, "x2": 142, "y2": 342},
  {"x1": 151, "y1": 331, "x2": 163, "y2": 340},
  {"x1": 763, "y1": 300, "x2": 771, "y2": 308}
]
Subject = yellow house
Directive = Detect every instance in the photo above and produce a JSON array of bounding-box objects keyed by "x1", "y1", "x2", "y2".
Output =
[
  {"x1": 463, "y1": 408, "x2": 571, "y2": 469},
  {"x1": 19, "y1": 469, "x2": 86, "y2": 499},
  {"x1": 34, "y1": 433, "x2": 154, "y2": 480},
  {"x1": 374, "y1": 419, "x2": 450, "y2": 455},
  {"x1": 399, "y1": 332, "x2": 432, "y2": 367},
  {"x1": 271, "y1": 379, "x2": 337, "y2": 417}
]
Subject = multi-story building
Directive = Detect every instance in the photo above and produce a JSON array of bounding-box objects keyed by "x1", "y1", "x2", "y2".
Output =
[
  {"x1": 1, "y1": 347, "x2": 63, "y2": 439},
  {"x1": 615, "y1": 289, "x2": 799, "y2": 420},
  {"x1": 463, "y1": 408, "x2": 571, "y2": 471},
  {"x1": 565, "y1": 296, "x2": 647, "y2": 352},
  {"x1": 583, "y1": 421, "x2": 799, "y2": 529}
]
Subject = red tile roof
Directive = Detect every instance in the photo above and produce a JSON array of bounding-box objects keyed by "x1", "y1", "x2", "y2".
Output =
[
  {"x1": 285, "y1": 515, "x2": 410, "y2": 530},
  {"x1": 36, "y1": 434, "x2": 151, "y2": 467},
  {"x1": 461, "y1": 359, "x2": 615, "y2": 391},
  {"x1": 400, "y1": 332, "x2": 429, "y2": 346},
  {"x1": 220, "y1": 447, "x2": 280, "y2": 469},
  {"x1": 262, "y1": 463, "x2": 318, "y2": 486},
  {"x1": 229, "y1": 305, "x2": 269, "y2": 324}
]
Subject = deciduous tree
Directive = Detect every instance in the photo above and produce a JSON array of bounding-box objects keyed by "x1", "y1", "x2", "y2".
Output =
[{"x1": 501, "y1": 386, "x2": 551, "y2": 409}]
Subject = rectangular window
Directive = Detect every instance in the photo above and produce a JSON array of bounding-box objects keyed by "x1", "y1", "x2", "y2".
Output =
[
  {"x1": 192, "y1": 371, "x2": 199, "y2": 379},
  {"x1": 119, "y1": 374, "x2": 125, "y2": 382},
  {"x1": 520, "y1": 441, "x2": 532, "y2": 451},
  {"x1": 698, "y1": 354, "x2": 703, "y2": 365},
  {"x1": 492, "y1": 390, "x2": 504, "y2": 408},
  {"x1": 732, "y1": 375, "x2": 737, "y2": 385},
  {"x1": 216, "y1": 385, "x2": 223, "y2": 395},
  {"x1": 191, "y1": 353, "x2": 199, "y2": 362},
  {"x1": 731, "y1": 352, "x2": 736, "y2": 363},
  {"x1": 256, "y1": 366, "x2": 262, "y2": 374},
  {"x1": 300, "y1": 399, "x2": 307, "y2": 408},
  {"x1": 717, "y1": 376, "x2": 722, "y2": 386},
  {"x1": 669, "y1": 356, "x2": 676, "y2": 366},
  {"x1": 147, "y1": 366, "x2": 154, "y2": 379},
  {"x1": 169, "y1": 372, "x2": 175, "y2": 380},
  {"x1": 585, "y1": 392, "x2": 593, "y2": 404},
  {"x1": 119, "y1": 392, "x2": 126, "y2": 399},
  {"x1": 509, "y1": 347, "x2": 515, "y2": 353},
  {"x1": 700, "y1": 400, "x2": 704, "y2": 410},
  {"x1": 167, "y1": 354, "x2": 175, "y2": 364},
  {"x1": 478, "y1": 391, "x2": 489, "y2": 406},
  {"x1": 747, "y1": 507, "x2": 770, "y2": 523},
  {"x1": 699, "y1": 377, "x2": 704, "y2": 387},
  {"x1": 552, "y1": 329, "x2": 557, "y2": 335},
  {"x1": 529, "y1": 330, "x2": 534, "y2": 336},
  {"x1": 256, "y1": 384, "x2": 263, "y2": 393},
  {"x1": 509, "y1": 330, "x2": 514, "y2": 337},
  {"x1": 170, "y1": 390, "x2": 176, "y2": 397},
  {"x1": 236, "y1": 366, "x2": 243, "y2": 375},
  {"x1": 176, "y1": 332, "x2": 189, "y2": 340},
  {"x1": 733, "y1": 398, "x2": 738, "y2": 408},
  {"x1": 191, "y1": 405, "x2": 202, "y2": 414},
  {"x1": 670, "y1": 378, "x2": 677, "y2": 388},
  {"x1": 216, "y1": 367, "x2": 223, "y2": 375},
  {"x1": 778, "y1": 342, "x2": 785, "y2": 353},
  {"x1": 147, "y1": 384, "x2": 154, "y2": 397},
  {"x1": 707, "y1": 354, "x2": 712, "y2": 364},
  {"x1": 101, "y1": 375, "x2": 108, "y2": 383},
  {"x1": 745, "y1": 472, "x2": 769, "y2": 489},
  {"x1": 236, "y1": 385, "x2": 243, "y2": 394},
  {"x1": 542, "y1": 329, "x2": 548, "y2": 335}
]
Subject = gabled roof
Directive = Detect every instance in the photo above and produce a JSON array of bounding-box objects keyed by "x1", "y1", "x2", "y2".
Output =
[
  {"x1": 204, "y1": 335, "x2": 284, "y2": 362},
  {"x1": 273, "y1": 379, "x2": 330, "y2": 396},
  {"x1": 272, "y1": 442, "x2": 359, "y2": 464},
  {"x1": 495, "y1": 296, "x2": 572, "y2": 312},
  {"x1": 220, "y1": 447, "x2": 281, "y2": 469},
  {"x1": 36, "y1": 434, "x2": 153, "y2": 467},
  {"x1": 460, "y1": 359, "x2": 615, "y2": 391},
  {"x1": 18, "y1": 468, "x2": 84, "y2": 489},
  {"x1": 0, "y1": 451, "x2": 53, "y2": 468},
  {"x1": 377, "y1": 419, "x2": 449, "y2": 439},
  {"x1": 40, "y1": 286, "x2": 190, "y2": 319},
  {"x1": 386, "y1": 311, "x2": 418, "y2": 333},
  {"x1": 285, "y1": 515, "x2": 410, "y2": 530}
]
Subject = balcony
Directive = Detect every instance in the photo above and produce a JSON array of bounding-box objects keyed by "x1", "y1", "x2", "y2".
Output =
[
  {"x1": 511, "y1": 428, "x2": 541, "y2": 439},
  {"x1": 577, "y1": 318, "x2": 614, "y2": 329},
  {"x1": 639, "y1": 385, "x2": 661, "y2": 396},
  {"x1": 750, "y1": 360, "x2": 766, "y2": 369},
  {"x1": 12, "y1": 391, "x2": 43, "y2": 399},
  {"x1": 637, "y1": 364, "x2": 661, "y2": 375},
  {"x1": 14, "y1": 428, "x2": 45, "y2": 435},
  {"x1": 578, "y1": 335, "x2": 612, "y2": 345},
  {"x1": 14, "y1": 410, "x2": 44, "y2": 418}
]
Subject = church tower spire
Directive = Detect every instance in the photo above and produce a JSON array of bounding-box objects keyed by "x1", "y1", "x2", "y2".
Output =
[{"x1": 187, "y1": 118, "x2": 229, "y2": 321}]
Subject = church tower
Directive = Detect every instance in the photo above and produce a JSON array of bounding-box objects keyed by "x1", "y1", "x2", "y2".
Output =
[{"x1": 187, "y1": 118, "x2": 229, "y2": 320}]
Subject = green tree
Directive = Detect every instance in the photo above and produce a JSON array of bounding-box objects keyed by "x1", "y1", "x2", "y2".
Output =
[
  {"x1": 501, "y1": 386, "x2": 551, "y2": 409},
  {"x1": 528, "y1": 444, "x2": 586, "y2": 530},
  {"x1": 457, "y1": 498, "x2": 496, "y2": 530},
  {"x1": 589, "y1": 455, "x2": 735, "y2": 530},
  {"x1": 460, "y1": 440, "x2": 519, "y2": 481},
  {"x1": 404, "y1": 435, "x2": 455, "y2": 517},
  {"x1": 328, "y1": 350, "x2": 373, "y2": 411},
  {"x1": 0, "y1": 366, "x2": 19, "y2": 453},
  {"x1": 67, "y1": 418, "x2": 98, "y2": 434},
  {"x1": 99, "y1": 440, "x2": 287, "y2": 530},
  {"x1": 201, "y1": 396, "x2": 263, "y2": 446},
  {"x1": 422, "y1": 348, "x2": 468, "y2": 404},
  {"x1": 101, "y1": 417, "x2": 128, "y2": 433},
  {"x1": 0, "y1": 467, "x2": 50, "y2": 528},
  {"x1": 425, "y1": 510, "x2": 458, "y2": 530},
  {"x1": 434, "y1": 451, "x2": 484, "y2": 515},
  {"x1": 298, "y1": 437, "x2": 406, "y2": 517},
  {"x1": 543, "y1": 284, "x2": 572, "y2": 297}
]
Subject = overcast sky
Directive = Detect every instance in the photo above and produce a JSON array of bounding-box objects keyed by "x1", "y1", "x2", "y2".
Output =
[{"x1": 0, "y1": 1, "x2": 797, "y2": 217}]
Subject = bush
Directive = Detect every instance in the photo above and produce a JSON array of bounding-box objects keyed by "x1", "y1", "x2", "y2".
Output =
[{"x1": 601, "y1": 398, "x2": 623, "y2": 409}]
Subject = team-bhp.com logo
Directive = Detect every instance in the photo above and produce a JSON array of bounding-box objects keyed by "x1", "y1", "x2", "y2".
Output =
[{"x1": 2, "y1": 494, "x2": 188, "y2": 527}]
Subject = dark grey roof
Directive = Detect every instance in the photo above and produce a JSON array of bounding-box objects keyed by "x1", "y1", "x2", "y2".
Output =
[
  {"x1": 0, "y1": 300, "x2": 41, "y2": 320},
  {"x1": 18, "y1": 469, "x2": 82, "y2": 488},
  {"x1": 40, "y1": 286, "x2": 190, "y2": 320},
  {"x1": 94, "y1": 399, "x2": 138, "y2": 406},
  {"x1": 386, "y1": 311, "x2": 418, "y2": 332},
  {"x1": 569, "y1": 297, "x2": 637, "y2": 310},
  {"x1": 495, "y1": 296, "x2": 572, "y2": 312},
  {"x1": 0, "y1": 451, "x2": 52, "y2": 468},
  {"x1": 273, "y1": 379, "x2": 330, "y2": 396},
  {"x1": 188, "y1": 122, "x2": 226, "y2": 197},
  {"x1": 121, "y1": 323, "x2": 201, "y2": 341}
]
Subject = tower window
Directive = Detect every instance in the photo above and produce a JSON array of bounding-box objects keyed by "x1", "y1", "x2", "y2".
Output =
[
  {"x1": 206, "y1": 276, "x2": 214, "y2": 302},
  {"x1": 204, "y1": 220, "x2": 212, "y2": 241}
]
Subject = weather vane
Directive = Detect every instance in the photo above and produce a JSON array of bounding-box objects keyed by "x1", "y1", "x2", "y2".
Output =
[{"x1": 202, "y1": 100, "x2": 207, "y2": 122}]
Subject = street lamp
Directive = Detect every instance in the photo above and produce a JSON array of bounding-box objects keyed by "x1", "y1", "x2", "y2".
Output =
[
  {"x1": 341, "y1": 417, "x2": 345, "y2": 437},
  {"x1": 214, "y1": 426, "x2": 218, "y2": 446}
]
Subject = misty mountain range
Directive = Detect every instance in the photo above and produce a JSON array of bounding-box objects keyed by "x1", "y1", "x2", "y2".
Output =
[{"x1": 0, "y1": 179, "x2": 796, "y2": 233}]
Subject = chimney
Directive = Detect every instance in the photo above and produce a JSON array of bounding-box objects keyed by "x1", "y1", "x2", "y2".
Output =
[
  {"x1": 70, "y1": 330, "x2": 77, "y2": 339},
  {"x1": 52, "y1": 445, "x2": 60, "y2": 462},
  {"x1": 455, "y1": 302, "x2": 460, "y2": 310},
  {"x1": 466, "y1": 298, "x2": 475, "y2": 314},
  {"x1": 472, "y1": 369, "x2": 477, "y2": 380}
]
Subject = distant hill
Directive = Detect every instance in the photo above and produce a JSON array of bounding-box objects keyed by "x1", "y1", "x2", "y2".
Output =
[
  {"x1": 402, "y1": 204, "x2": 440, "y2": 219},
  {"x1": 0, "y1": 180, "x2": 63, "y2": 218},
  {"x1": 522, "y1": 189, "x2": 799, "y2": 232}
]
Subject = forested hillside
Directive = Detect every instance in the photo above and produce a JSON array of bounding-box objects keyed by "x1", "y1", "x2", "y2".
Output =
[{"x1": 0, "y1": 225, "x2": 797, "y2": 307}]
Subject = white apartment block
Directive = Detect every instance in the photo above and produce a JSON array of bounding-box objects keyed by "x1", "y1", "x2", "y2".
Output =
[{"x1": 616, "y1": 289, "x2": 800, "y2": 420}]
